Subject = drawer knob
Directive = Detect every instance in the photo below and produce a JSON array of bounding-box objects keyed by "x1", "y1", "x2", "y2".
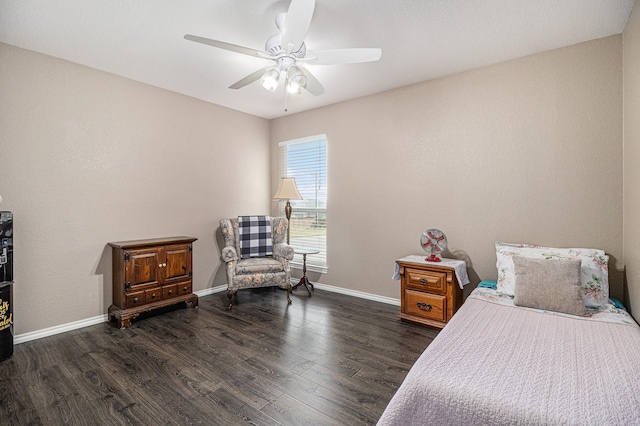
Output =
[
  {"x1": 168, "y1": 290, "x2": 173, "y2": 295},
  {"x1": 417, "y1": 302, "x2": 432, "y2": 311},
  {"x1": 151, "y1": 293, "x2": 157, "y2": 298},
  {"x1": 420, "y1": 278, "x2": 427, "y2": 285},
  {"x1": 133, "y1": 297, "x2": 139, "y2": 303},
  {"x1": 183, "y1": 286, "x2": 188, "y2": 291}
]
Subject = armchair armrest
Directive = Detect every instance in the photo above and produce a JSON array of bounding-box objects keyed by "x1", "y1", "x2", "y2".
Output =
[
  {"x1": 221, "y1": 246, "x2": 238, "y2": 263},
  {"x1": 273, "y1": 243, "x2": 294, "y2": 261}
]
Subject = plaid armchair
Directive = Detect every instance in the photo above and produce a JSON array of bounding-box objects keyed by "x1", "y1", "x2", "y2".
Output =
[{"x1": 219, "y1": 217, "x2": 294, "y2": 309}]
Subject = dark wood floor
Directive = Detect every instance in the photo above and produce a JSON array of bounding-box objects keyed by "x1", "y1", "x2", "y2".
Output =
[{"x1": 0, "y1": 288, "x2": 438, "y2": 425}]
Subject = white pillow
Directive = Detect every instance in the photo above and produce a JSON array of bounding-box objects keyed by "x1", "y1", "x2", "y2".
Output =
[{"x1": 495, "y1": 241, "x2": 609, "y2": 308}]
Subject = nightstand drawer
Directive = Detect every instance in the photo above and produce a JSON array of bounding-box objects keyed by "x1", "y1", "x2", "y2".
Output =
[
  {"x1": 406, "y1": 268, "x2": 447, "y2": 294},
  {"x1": 405, "y1": 289, "x2": 446, "y2": 322}
]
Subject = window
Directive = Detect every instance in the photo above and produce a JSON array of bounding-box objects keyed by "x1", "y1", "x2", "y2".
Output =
[{"x1": 278, "y1": 134, "x2": 327, "y2": 273}]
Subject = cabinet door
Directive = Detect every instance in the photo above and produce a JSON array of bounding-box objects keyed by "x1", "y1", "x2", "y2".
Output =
[
  {"x1": 164, "y1": 244, "x2": 192, "y2": 284},
  {"x1": 125, "y1": 248, "x2": 161, "y2": 289}
]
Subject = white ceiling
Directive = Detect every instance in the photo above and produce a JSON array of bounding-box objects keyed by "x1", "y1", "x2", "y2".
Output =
[{"x1": 0, "y1": 0, "x2": 635, "y2": 119}]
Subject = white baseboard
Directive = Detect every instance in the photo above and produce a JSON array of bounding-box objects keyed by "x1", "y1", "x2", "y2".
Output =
[
  {"x1": 15, "y1": 314, "x2": 109, "y2": 344},
  {"x1": 195, "y1": 285, "x2": 228, "y2": 297},
  {"x1": 13, "y1": 283, "x2": 397, "y2": 344},
  {"x1": 311, "y1": 282, "x2": 400, "y2": 306}
]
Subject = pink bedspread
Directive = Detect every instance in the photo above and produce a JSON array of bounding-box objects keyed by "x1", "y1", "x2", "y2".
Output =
[{"x1": 378, "y1": 292, "x2": 640, "y2": 425}]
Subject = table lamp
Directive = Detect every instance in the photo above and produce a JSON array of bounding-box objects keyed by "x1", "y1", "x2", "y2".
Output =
[{"x1": 273, "y1": 177, "x2": 303, "y2": 244}]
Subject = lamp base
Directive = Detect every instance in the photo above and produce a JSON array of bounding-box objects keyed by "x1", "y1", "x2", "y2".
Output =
[{"x1": 285, "y1": 201, "x2": 292, "y2": 245}]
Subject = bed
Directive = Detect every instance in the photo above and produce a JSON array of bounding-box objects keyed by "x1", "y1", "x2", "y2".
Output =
[{"x1": 378, "y1": 243, "x2": 640, "y2": 426}]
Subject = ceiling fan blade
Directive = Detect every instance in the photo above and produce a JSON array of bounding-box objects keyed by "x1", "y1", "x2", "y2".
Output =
[
  {"x1": 229, "y1": 68, "x2": 268, "y2": 90},
  {"x1": 280, "y1": 0, "x2": 315, "y2": 53},
  {"x1": 306, "y1": 48, "x2": 382, "y2": 65},
  {"x1": 300, "y1": 67, "x2": 324, "y2": 96},
  {"x1": 184, "y1": 34, "x2": 269, "y2": 58}
]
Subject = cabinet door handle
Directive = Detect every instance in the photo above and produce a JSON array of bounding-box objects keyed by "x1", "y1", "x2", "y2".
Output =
[
  {"x1": 417, "y1": 302, "x2": 432, "y2": 311},
  {"x1": 420, "y1": 278, "x2": 427, "y2": 285}
]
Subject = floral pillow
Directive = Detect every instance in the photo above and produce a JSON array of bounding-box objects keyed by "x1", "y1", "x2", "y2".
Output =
[{"x1": 495, "y1": 241, "x2": 609, "y2": 308}]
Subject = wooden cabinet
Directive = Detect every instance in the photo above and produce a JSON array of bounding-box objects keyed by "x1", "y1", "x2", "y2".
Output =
[
  {"x1": 396, "y1": 260, "x2": 463, "y2": 329},
  {"x1": 108, "y1": 237, "x2": 198, "y2": 328}
]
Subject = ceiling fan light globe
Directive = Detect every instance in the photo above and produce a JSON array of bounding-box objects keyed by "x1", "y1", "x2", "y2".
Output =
[
  {"x1": 291, "y1": 75, "x2": 306, "y2": 89},
  {"x1": 260, "y1": 68, "x2": 280, "y2": 92},
  {"x1": 285, "y1": 84, "x2": 303, "y2": 95},
  {"x1": 286, "y1": 66, "x2": 307, "y2": 94}
]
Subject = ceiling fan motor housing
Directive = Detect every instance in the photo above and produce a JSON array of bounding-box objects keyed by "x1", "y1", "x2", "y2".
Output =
[
  {"x1": 265, "y1": 34, "x2": 306, "y2": 58},
  {"x1": 265, "y1": 34, "x2": 285, "y2": 56}
]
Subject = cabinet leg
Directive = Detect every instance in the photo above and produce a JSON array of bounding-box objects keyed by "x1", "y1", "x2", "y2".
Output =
[
  {"x1": 120, "y1": 317, "x2": 131, "y2": 329},
  {"x1": 190, "y1": 296, "x2": 199, "y2": 308}
]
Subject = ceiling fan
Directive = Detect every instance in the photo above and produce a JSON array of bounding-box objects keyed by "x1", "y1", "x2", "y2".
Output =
[{"x1": 184, "y1": 0, "x2": 382, "y2": 96}]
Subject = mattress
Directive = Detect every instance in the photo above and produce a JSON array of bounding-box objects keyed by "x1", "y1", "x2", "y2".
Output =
[{"x1": 377, "y1": 288, "x2": 640, "y2": 425}]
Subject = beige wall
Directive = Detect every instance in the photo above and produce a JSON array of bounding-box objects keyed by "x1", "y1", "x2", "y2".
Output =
[
  {"x1": 272, "y1": 36, "x2": 624, "y2": 303},
  {"x1": 624, "y1": 1, "x2": 640, "y2": 316},
  {"x1": 0, "y1": 31, "x2": 630, "y2": 336},
  {"x1": 0, "y1": 43, "x2": 270, "y2": 334}
]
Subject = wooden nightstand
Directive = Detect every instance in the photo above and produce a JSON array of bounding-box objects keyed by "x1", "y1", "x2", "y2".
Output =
[{"x1": 395, "y1": 256, "x2": 468, "y2": 329}]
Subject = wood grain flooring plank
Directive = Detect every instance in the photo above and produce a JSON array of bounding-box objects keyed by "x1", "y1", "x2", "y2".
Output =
[
  {"x1": 260, "y1": 392, "x2": 343, "y2": 426},
  {"x1": 0, "y1": 374, "x2": 44, "y2": 425},
  {"x1": 207, "y1": 386, "x2": 284, "y2": 426},
  {"x1": 90, "y1": 366, "x2": 192, "y2": 425},
  {"x1": 0, "y1": 288, "x2": 437, "y2": 425},
  {"x1": 300, "y1": 361, "x2": 396, "y2": 416},
  {"x1": 241, "y1": 356, "x2": 380, "y2": 425}
]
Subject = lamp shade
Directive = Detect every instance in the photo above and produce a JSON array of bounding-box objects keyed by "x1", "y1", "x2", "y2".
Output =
[{"x1": 273, "y1": 177, "x2": 302, "y2": 201}]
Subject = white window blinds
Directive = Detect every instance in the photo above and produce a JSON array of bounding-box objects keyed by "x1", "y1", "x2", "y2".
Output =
[{"x1": 278, "y1": 135, "x2": 327, "y2": 273}]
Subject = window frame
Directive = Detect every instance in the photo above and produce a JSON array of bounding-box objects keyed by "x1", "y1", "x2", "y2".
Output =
[{"x1": 278, "y1": 134, "x2": 328, "y2": 274}]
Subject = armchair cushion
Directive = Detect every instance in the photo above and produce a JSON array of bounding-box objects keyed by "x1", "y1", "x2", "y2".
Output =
[
  {"x1": 238, "y1": 215, "x2": 273, "y2": 259},
  {"x1": 236, "y1": 258, "x2": 285, "y2": 275}
]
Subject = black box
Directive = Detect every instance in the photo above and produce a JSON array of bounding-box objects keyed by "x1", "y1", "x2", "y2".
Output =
[{"x1": 0, "y1": 282, "x2": 12, "y2": 361}]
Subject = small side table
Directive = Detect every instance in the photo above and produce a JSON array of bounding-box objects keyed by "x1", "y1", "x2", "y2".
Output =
[
  {"x1": 394, "y1": 256, "x2": 469, "y2": 329},
  {"x1": 292, "y1": 248, "x2": 319, "y2": 296}
]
